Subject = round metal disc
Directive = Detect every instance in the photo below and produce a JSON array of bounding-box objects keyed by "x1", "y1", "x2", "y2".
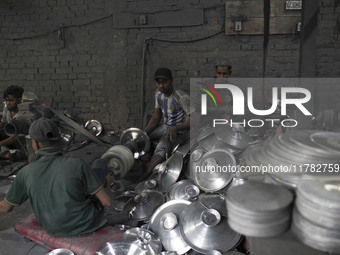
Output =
[
  {"x1": 310, "y1": 131, "x2": 340, "y2": 153},
  {"x1": 227, "y1": 181, "x2": 294, "y2": 212},
  {"x1": 295, "y1": 177, "x2": 340, "y2": 229},
  {"x1": 292, "y1": 208, "x2": 340, "y2": 253}
]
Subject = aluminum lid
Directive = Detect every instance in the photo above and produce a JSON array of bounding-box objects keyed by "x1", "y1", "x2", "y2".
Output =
[
  {"x1": 94, "y1": 241, "x2": 147, "y2": 255},
  {"x1": 135, "y1": 179, "x2": 159, "y2": 193},
  {"x1": 122, "y1": 227, "x2": 162, "y2": 255},
  {"x1": 158, "y1": 152, "x2": 183, "y2": 193},
  {"x1": 193, "y1": 149, "x2": 236, "y2": 192},
  {"x1": 150, "y1": 199, "x2": 192, "y2": 254},
  {"x1": 125, "y1": 191, "x2": 165, "y2": 221},
  {"x1": 198, "y1": 193, "x2": 228, "y2": 217},
  {"x1": 214, "y1": 124, "x2": 252, "y2": 150},
  {"x1": 179, "y1": 201, "x2": 241, "y2": 253},
  {"x1": 168, "y1": 179, "x2": 200, "y2": 202}
]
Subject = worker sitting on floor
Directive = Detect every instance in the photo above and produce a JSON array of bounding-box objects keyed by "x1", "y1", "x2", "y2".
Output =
[
  {"x1": 0, "y1": 118, "x2": 128, "y2": 236},
  {"x1": 0, "y1": 85, "x2": 27, "y2": 161},
  {"x1": 142, "y1": 67, "x2": 195, "y2": 180}
]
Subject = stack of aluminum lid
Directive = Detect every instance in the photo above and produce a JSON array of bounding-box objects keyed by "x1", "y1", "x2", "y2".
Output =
[
  {"x1": 292, "y1": 177, "x2": 340, "y2": 253},
  {"x1": 226, "y1": 181, "x2": 294, "y2": 237},
  {"x1": 244, "y1": 130, "x2": 340, "y2": 188}
]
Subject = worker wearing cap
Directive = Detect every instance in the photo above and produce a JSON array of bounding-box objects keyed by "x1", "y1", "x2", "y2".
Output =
[
  {"x1": 143, "y1": 67, "x2": 194, "y2": 179},
  {"x1": 0, "y1": 118, "x2": 117, "y2": 236}
]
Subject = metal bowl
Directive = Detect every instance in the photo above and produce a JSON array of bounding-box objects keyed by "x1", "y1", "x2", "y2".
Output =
[{"x1": 150, "y1": 199, "x2": 192, "y2": 254}]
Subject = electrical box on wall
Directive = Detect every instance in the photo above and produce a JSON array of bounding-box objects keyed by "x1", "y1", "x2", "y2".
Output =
[{"x1": 225, "y1": 0, "x2": 302, "y2": 35}]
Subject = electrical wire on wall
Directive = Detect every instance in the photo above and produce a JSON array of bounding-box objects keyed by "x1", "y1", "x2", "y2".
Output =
[
  {"x1": 139, "y1": 28, "x2": 225, "y2": 128},
  {"x1": 7, "y1": 14, "x2": 113, "y2": 42}
]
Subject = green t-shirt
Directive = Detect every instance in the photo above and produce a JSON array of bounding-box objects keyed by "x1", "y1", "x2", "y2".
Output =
[{"x1": 5, "y1": 147, "x2": 107, "y2": 236}]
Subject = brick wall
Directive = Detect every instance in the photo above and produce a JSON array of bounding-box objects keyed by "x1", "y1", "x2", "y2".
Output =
[{"x1": 0, "y1": 0, "x2": 339, "y2": 132}]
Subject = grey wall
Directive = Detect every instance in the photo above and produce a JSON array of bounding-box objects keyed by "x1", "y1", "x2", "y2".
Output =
[{"x1": 0, "y1": 0, "x2": 339, "y2": 132}]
